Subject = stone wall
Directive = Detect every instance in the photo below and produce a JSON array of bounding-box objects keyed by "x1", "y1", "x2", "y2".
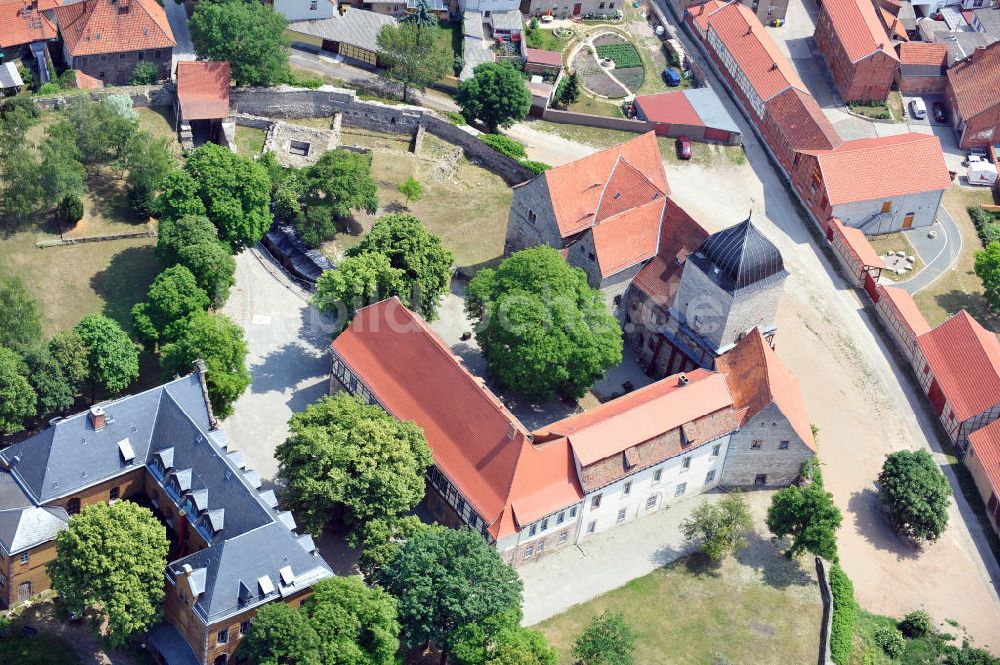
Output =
[
  {"x1": 34, "y1": 83, "x2": 176, "y2": 111},
  {"x1": 422, "y1": 116, "x2": 534, "y2": 185},
  {"x1": 542, "y1": 108, "x2": 653, "y2": 133},
  {"x1": 722, "y1": 402, "x2": 812, "y2": 487}
]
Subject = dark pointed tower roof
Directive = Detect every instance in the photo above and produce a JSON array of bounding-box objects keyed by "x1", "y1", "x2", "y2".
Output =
[{"x1": 688, "y1": 217, "x2": 786, "y2": 294}]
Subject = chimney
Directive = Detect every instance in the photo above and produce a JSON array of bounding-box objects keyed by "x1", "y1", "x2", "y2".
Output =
[
  {"x1": 89, "y1": 405, "x2": 107, "y2": 431},
  {"x1": 677, "y1": 373, "x2": 690, "y2": 386},
  {"x1": 193, "y1": 359, "x2": 219, "y2": 431}
]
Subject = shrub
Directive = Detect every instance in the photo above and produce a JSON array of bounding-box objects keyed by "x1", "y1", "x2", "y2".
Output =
[
  {"x1": 873, "y1": 626, "x2": 905, "y2": 657},
  {"x1": 446, "y1": 111, "x2": 467, "y2": 126},
  {"x1": 479, "y1": 133, "x2": 527, "y2": 159},
  {"x1": 829, "y1": 564, "x2": 857, "y2": 665},
  {"x1": 899, "y1": 610, "x2": 933, "y2": 638},
  {"x1": 58, "y1": 194, "x2": 84, "y2": 227},
  {"x1": 36, "y1": 82, "x2": 60, "y2": 95},
  {"x1": 17, "y1": 64, "x2": 33, "y2": 89},
  {"x1": 521, "y1": 160, "x2": 551, "y2": 174},
  {"x1": 56, "y1": 69, "x2": 77, "y2": 89},
  {"x1": 289, "y1": 72, "x2": 324, "y2": 89},
  {"x1": 982, "y1": 223, "x2": 1000, "y2": 246},
  {"x1": 131, "y1": 61, "x2": 160, "y2": 85}
]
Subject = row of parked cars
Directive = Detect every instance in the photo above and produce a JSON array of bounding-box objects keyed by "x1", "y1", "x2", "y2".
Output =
[{"x1": 908, "y1": 98, "x2": 949, "y2": 124}]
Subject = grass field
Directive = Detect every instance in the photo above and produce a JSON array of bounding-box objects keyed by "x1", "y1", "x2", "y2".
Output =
[
  {"x1": 914, "y1": 186, "x2": 1000, "y2": 331},
  {"x1": 136, "y1": 106, "x2": 182, "y2": 157},
  {"x1": 526, "y1": 27, "x2": 571, "y2": 53},
  {"x1": 234, "y1": 126, "x2": 267, "y2": 157},
  {"x1": 567, "y1": 94, "x2": 623, "y2": 118},
  {"x1": 537, "y1": 545, "x2": 822, "y2": 665}
]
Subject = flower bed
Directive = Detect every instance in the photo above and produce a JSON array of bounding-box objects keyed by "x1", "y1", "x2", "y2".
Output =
[{"x1": 596, "y1": 42, "x2": 642, "y2": 69}]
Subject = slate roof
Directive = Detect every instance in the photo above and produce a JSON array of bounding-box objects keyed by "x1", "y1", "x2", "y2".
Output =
[
  {"x1": 0, "y1": 468, "x2": 69, "y2": 556},
  {"x1": 0, "y1": 0, "x2": 57, "y2": 49},
  {"x1": 631, "y1": 197, "x2": 710, "y2": 304},
  {"x1": 820, "y1": 0, "x2": 897, "y2": 64},
  {"x1": 917, "y1": 310, "x2": 1000, "y2": 421},
  {"x1": 947, "y1": 41, "x2": 1000, "y2": 121},
  {"x1": 287, "y1": 8, "x2": 397, "y2": 53},
  {"x1": 54, "y1": 0, "x2": 175, "y2": 57},
  {"x1": 687, "y1": 217, "x2": 787, "y2": 295},
  {"x1": 176, "y1": 61, "x2": 230, "y2": 121}
]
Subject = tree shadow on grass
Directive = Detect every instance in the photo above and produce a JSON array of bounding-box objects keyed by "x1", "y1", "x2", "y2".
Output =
[
  {"x1": 847, "y1": 488, "x2": 921, "y2": 562},
  {"x1": 89, "y1": 244, "x2": 160, "y2": 334},
  {"x1": 736, "y1": 531, "x2": 813, "y2": 589},
  {"x1": 933, "y1": 289, "x2": 1000, "y2": 333}
]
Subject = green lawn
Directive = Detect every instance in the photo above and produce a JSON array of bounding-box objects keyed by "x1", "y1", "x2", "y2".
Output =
[
  {"x1": 136, "y1": 106, "x2": 182, "y2": 157},
  {"x1": 567, "y1": 94, "x2": 623, "y2": 118},
  {"x1": 432, "y1": 20, "x2": 463, "y2": 61},
  {"x1": 537, "y1": 549, "x2": 823, "y2": 665},
  {"x1": 234, "y1": 126, "x2": 267, "y2": 157},
  {"x1": 0, "y1": 633, "x2": 83, "y2": 665},
  {"x1": 526, "y1": 27, "x2": 571, "y2": 54}
]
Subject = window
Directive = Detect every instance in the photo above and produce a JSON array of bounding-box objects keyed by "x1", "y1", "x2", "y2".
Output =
[
  {"x1": 592, "y1": 494, "x2": 602, "y2": 508},
  {"x1": 289, "y1": 140, "x2": 311, "y2": 157},
  {"x1": 682, "y1": 457, "x2": 691, "y2": 470},
  {"x1": 527, "y1": 209, "x2": 536, "y2": 225},
  {"x1": 155, "y1": 50, "x2": 161, "y2": 57},
  {"x1": 645, "y1": 495, "x2": 657, "y2": 509},
  {"x1": 609, "y1": 1, "x2": 614, "y2": 6},
  {"x1": 712, "y1": 444, "x2": 721, "y2": 457},
  {"x1": 586, "y1": 520, "x2": 596, "y2": 533},
  {"x1": 616, "y1": 508, "x2": 626, "y2": 522},
  {"x1": 751, "y1": 440, "x2": 762, "y2": 450},
  {"x1": 558, "y1": 532, "x2": 568, "y2": 545},
  {"x1": 120, "y1": 53, "x2": 127, "y2": 60},
  {"x1": 528, "y1": 524, "x2": 536, "y2": 537},
  {"x1": 540, "y1": 518, "x2": 549, "y2": 531},
  {"x1": 310, "y1": 0, "x2": 318, "y2": 7},
  {"x1": 705, "y1": 469, "x2": 716, "y2": 484},
  {"x1": 779, "y1": 440, "x2": 789, "y2": 450},
  {"x1": 217, "y1": 628, "x2": 228, "y2": 645},
  {"x1": 523, "y1": 546, "x2": 534, "y2": 559},
  {"x1": 570, "y1": 506, "x2": 578, "y2": 518},
  {"x1": 109, "y1": 486, "x2": 120, "y2": 501},
  {"x1": 537, "y1": 540, "x2": 546, "y2": 554},
  {"x1": 557, "y1": 511, "x2": 565, "y2": 525},
  {"x1": 623, "y1": 481, "x2": 631, "y2": 495},
  {"x1": 240, "y1": 620, "x2": 251, "y2": 636},
  {"x1": 67, "y1": 498, "x2": 81, "y2": 515},
  {"x1": 653, "y1": 468, "x2": 662, "y2": 482},
  {"x1": 137, "y1": 52, "x2": 144, "y2": 60},
  {"x1": 674, "y1": 483, "x2": 687, "y2": 497},
  {"x1": 20, "y1": 553, "x2": 29, "y2": 564}
]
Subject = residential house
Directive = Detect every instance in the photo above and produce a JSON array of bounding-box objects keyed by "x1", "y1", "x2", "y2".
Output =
[
  {"x1": 504, "y1": 131, "x2": 670, "y2": 309},
  {"x1": 329, "y1": 297, "x2": 814, "y2": 565},
  {"x1": 669, "y1": 0, "x2": 789, "y2": 26},
  {"x1": 0, "y1": 0, "x2": 58, "y2": 85},
  {"x1": 0, "y1": 368, "x2": 333, "y2": 665},
  {"x1": 792, "y1": 133, "x2": 951, "y2": 233},
  {"x1": 896, "y1": 41, "x2": 949, "y2": 94},
  {"x1": 966, "y1": 419, "x2": 1000, "y2": 539},
  {"x1": 633, "y1": 87, "x2": 742, "y2": 144},
  {"x1": 912, "y1": 310, "x2": 1000, "y2": 449},
  {"x1": 52, "y1": 0, "x2": 175, "y2": 86},
  {"x1": 525, "y1": 0, "x2": 624, "y2": 19},
  {"x1": 814, "y1": 0, "x2": 899, "y2": 102},
  {"x1": 945, "y1": 41, "x2": 1000, "y2": 148},
  {"x1": 286, "y1": 7, "x2": 397, "y2": 67},
  {"x1": 273, "y1": 0, "x2": 335, "y2": 22}
]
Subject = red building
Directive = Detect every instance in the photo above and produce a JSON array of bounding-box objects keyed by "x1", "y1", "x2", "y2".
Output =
[
  {"x1": 946, "y1": 42, "x2": 1000, "y2": 149},
  {"x1": 896, "y1": 42, "x2": 948, "y2": 95},
  {"x1": 814, "y1": 0, "x2": 899, "y2": 102}
]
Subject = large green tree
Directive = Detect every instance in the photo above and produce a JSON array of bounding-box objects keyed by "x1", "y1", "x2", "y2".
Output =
[
  {"x1": 177, "y1": 242, "x2": 237, "y2": 309},
  {"x1": 451, "y1": 610, "x2": 556, "y2": 665},
  {"x1": 159, "y1": 311, "x2": 250, "y2": 419},
  {"x1": 38, "y1": 120, "x2": 86, "y2": 204},
  {"x1": 47, "y1": 501, "x2": 169, "y2": 648},
  {"x1": 190, "y1": 0, "x2": 291, "y2": 87},
  {"x1": 571, "y1": 610, "x2": 637, "y2": 665},
  {"x1": 456, "y1": 63, "x2": 531, "y2": 132},
  {"x1": 22, "y1": 345, "x2": 78, "y2": 418},
  {"x1": 377, "y1": 526, "x2": 523, "y2": 656},
  {"x1": 348, "y1": 213, "x2": 454, "y2": 320},
  {"x1": 74, "y1": 314, "x2": 140, "y2": 397},
  {"x1": 125, "y1": 132, "x2": 175, "y2": 218},
  {"x1": 0, "y1": 275, "x2": 43, "y2": 351},
  {"x1": 312, "y1": 253, "x2": 406, "y2": 329},
  {"x1": 297, "y1": 150, "x2": 379, "y2": 247},
  {"x1": 183, "y1": 143, "x2": 272, "y2": 249},
  {"x1": 766, "y1": 478, "x2": 842, "y2": 560},
  {"x1": 0, "y1": 345, "x2": 36, "y2": 435},
  {"x1": 131, "y1": 265, "x2": 211, "y2": 346},
  {"x1": 239, "y1": 602, "x2": 322, "y2": 665},
  {"x1": 302, "y1": 577, "x2": 401, "y2": 665},
  {"x1": 975, "y1": 242, "x2": 1000, "y2": 311},
  {"x1": 156, "y1": 214, "x2": 221, "y2": 265},
  {"x1": 48, "y1": 329, "x2": 90, "y2": 389},
  {"x1": 877, "y1": 449, "x2": 950, "y2": 543},
  {"x1": 275, "y1": 393, "x2": 433, "y2": 541},
  {"x1": 680, "y1": 492, "x2": 754, "y2": 562},
  {"x1": 65, "y1": 96, "x2": 139, "y2": 172},
  {"x1": 466, "y1": 245, "x2": 622, "y2": 400},
  {"x1": 155, "y1": 171, "x2": 208, "y2": 222},
  {"x1": 377, "y1": 22, "x2": 452, "y2": 102},
  {"x1": 357, "y1": 515, "x2": 429, "y2": 581}
]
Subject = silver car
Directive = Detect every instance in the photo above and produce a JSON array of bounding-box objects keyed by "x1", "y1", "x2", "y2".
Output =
[{"x1": 909, "y1": 99, "x2": 927, "y2": 119}]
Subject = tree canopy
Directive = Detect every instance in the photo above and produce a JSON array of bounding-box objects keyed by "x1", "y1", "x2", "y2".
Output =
[
  {"x1": 766, "y1": 476, "x2": 842, "y2": 560},
  {"x1": 183, "y1": 143, "x2": 272, "y2": 249},
  {"x1": 131, "y1": 265, "x2": 211, "y2": 347},
  {"x1": 0, "y1": 345, "x2": 36, "y2": 435},
  {"x1": 156, "y1": 214, "x2": 222, "y2": 265},
  {"x1": 0, "y1": 275, "x2": 43, "y2": 351},
  {"x1": 312, "y1": 253, "x2": 406, "y2": 329},
  {"x1": 155, "y1": 171, "x2": 208, "y2": 223},
  {"x1": 159, "y1": 311, "x2": 250, "y2": 419},
  {"x1": 680, "y1": 492, "x2": 754, "y2": 561},
  {"x1": 347, "y1": 213, "x2": 454, "y2": 320},
  {"x1": 466, "y1": 246, "x2": 623, "y2": 400},
  {"x1": 456, "y1": 63, "x2": 532, "y2": 132},
  {"x1": 975, "y1": 242, "x2": 1000, "y2": 312},
  {"x1": 190, "y1": 0, "x2": 291, "y2": 87},
  {"x1": 377, "y1": 22, "x2": 452, "y2": 102},
  {"x1": 451, "y1": 610, "x2": 556, "y2": 665},
  {"x1": 377, "y1": 526, "x2": 523, "y2": 655},
  {"x1": 47, "y1": 501, "x2": 169, "y2": 648},
  {"x1": 297, "y1": 150, "x2": 379, "y2": 247},
  {"x1": 74, "y1": 314, "x2": 140, "y2": 397},
  {"x1": 239, "y1": 602, "x2": 322, "y2": 665},
  {"x1": 571, "y1": 610, "x2": 637, "y2": 665},
  {"x1": 22, "y1": 345, "x2": 77, "y2": 418},
  {"x1": 177, "y1": 241, "x2": 237, "y2": 309},
  {"x1": 275, "y1": 393, "x2": 433, "y2": 541},
  {"x1": 125, "y1": 133, "x2": 175, "y2": 218},
  {"x1": 877, "y1": 449, "x2": 950, "y2": 543},
  {"x1": 303, "y1": 577, "x2": 401, "y2": 665}
]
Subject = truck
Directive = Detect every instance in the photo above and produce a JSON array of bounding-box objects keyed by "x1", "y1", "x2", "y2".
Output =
[{"x1": 968, "y1": 161, "x2": 999, "y2": 187}]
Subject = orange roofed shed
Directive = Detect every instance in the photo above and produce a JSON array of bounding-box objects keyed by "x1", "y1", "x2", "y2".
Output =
[{"x1": 176, "y1": 61, "x2": 231, "y2": 121}]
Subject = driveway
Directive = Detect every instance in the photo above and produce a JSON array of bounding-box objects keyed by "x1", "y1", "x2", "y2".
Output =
[
  {"x1": 163, "y1": 0, "x2": 196, "y2": 76},
  {"x1": 896, "y1": 206, "x2": 963, "y2": 294}
]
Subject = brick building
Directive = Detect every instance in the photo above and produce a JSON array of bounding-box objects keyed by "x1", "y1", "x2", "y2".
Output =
[
  {"x1": 53, "y1": 0, "x2": 175, "y2": 86},
  {"x1": 945, "y1": 41, "x2": 1000, "y2": 149},
  {"x1": 814, "y1": 0, "x2": 899, "y2": 102},
  {"x1": 967, "y1": 419, "x2": 1000, "y2": 540},
  {"x1": 669, "y1": 0, "x2": 789, "y2": 26},
  {"x1": 0, "y1": 369, "x2": 333, "y2": 665},
  {"x1": 0, "y1": 0, "x2": 57, "y2": 63},
  {"x1": 896, "y1": 42, "x2": 949, "y2": 95},
  {"x1": 329, "y1": 297, "x2": 814, "y2": 566}
]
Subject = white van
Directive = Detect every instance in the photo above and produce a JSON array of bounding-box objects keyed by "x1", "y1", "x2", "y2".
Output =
[
  {"x1": 909, "y1": 99, "x2": 927, "y2": 119},
  {"x1": 968, "y1": 162, "x2": 999, "y2": 187}
]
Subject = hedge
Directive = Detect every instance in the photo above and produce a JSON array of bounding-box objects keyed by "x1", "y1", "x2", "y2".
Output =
[
  {"x1": 521, "y1": 160, "x2": 551, "y2": 174},
  {"x1": 479, "y1": 133, "x2": 527, "y2": 159},
  {"x1": 829, "y1": 563, "x2": 857, "y2": 665},
  {"x1": 969, "y1": 204, "x2": 1000, "y2": 248}
]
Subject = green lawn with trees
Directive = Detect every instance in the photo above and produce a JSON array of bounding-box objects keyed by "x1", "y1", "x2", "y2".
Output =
[{"x1": 456, "y1": 63, "x2": 532, "y2": 132}]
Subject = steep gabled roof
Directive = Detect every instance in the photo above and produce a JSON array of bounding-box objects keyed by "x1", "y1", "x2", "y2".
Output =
[
  {"x1": 947, "y1": 41, "x2": 1000, "y2": 121},
  {"x1": 0, "y1": 0, "x2": 57, "y2": 48},
  {"x1": 0, "y1": 468, "x2": 68, "y2": 556},
  {"x1": 969, "y1": 419, "x2": 1000, "y2": 499},
  {"x1": 765, "y1": 87, "x2": 842, "y2": 151},
  {"x1": 897, "y1": 41, "x2": 948, "y2": 68},
  {"x1": 176, "y1": 61, "x2": 231, "y2": 121},
  {"x1": 590, "y1": 198, "x2": 666, "y2": 277},
  {"x1": 917, "y1": 310, "x2": 1000, "y2": 421},
  {"x1": 54, "y1": 0, "x2": 175, "y2": 57},
  {"x1": 632, "y1": 198, "x2": 710, "y2": 303},
  {"x1": 820, "y1": 0, "x2": 897, "y2": 64},
  {"x1": 715, "y1": 328, "x2": 815, "y2": 450}
]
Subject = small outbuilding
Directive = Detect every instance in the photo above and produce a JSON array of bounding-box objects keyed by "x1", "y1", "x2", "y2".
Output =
[
  {"x1": 633, "y1": 88, "x2": 742, "y2": 145},
  {"x1": 0, "y1": 62, "x2": 24, "y2": 95},
  {"x1": 286, "y1": 8, "x2": 397, "y2": 67},
  {"x1": 525, "y1": 48, "x2": 562, "y2": 75},
  {"x1": 175, "y1": 61, "x2": 231, "y2": 148}
]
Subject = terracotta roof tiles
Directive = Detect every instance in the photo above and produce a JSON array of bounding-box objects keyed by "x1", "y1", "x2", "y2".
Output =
[
  {"x1": 765, "y1": 87, "x2": 842, "y2": 151},
  {"x1": 878, "y1": 285, "x2": 931, "y2": 337},
  {"x1": 969, "y1": 419, "x2": 1000, "y2": 498},
  {"x1": 0, "y1": 0, "x2": 57, "y2": 48},
  {"x1": 898, "y1": 41, "x2": 948, "y2": 67},
  {"x1": 917, "y1": 310, "x2": 1000, "y2": 421},
  {"x1": 820, "y1": 0, "x2": 897, "y2": 64},
  {"x1": 946, "y1": 41, "x2": 1000, "y2": 121},
  {"x1": 54, "y1": 0, "x2": 175, "y2": 57},
  {"x1": 176, "y1": 61, "x2": 231, "y2": 121}
]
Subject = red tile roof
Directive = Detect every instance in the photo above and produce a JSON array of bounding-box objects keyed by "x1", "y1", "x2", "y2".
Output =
[
  {"x1": 691, "y1": 0, "x2": 806, "y2": 102},
  {"x1": 591, "y1": 199, "x2": 666, "y2": 278},
  {"x1": 877, "y1": 285, "x2": 930, "y2": 337},
  {"x1": 830, "y1": 217, "x2": 883, "y2": 268},
  {"x1": 54, "y1": 0, "x2": 175, "y2": 57},
  {"x1": 536, "y1": 369, "x2": 736, "y2": 466},
  {"x1": 765, "y1": 87, "x2": 842, "y2": 151},
  {"x1": 969, "y1": 419, "x2": 1000, "y2": 498},
  {"x1": 820, "y1": 0, "x2": 897, "y2": 64},
  {"x1": 947, "y1": 41, "x2": 1000, "y2": 121},
  {"x1": 634, "y1": 90, "x2": 703, "y2": 126},
  {"x1": 897, "y1": 41, "x2": 947, "y2": 67},
  {"x1": 917, "y1": 310, "x2": 1000, "y2": 421},
  {"x1": 525, "y1": 47, "x2": 562, "y2": 67},
  {"x1": 0, "y1": 0, "x2": 57, "y2": 49},
  {"x1": 631, "y1": 197, "x2": 709, "y2": 303},
  {"x1": 330, "y1": 298, "x2": 580, "y2": 539},
  {"x1": 800, "y1": 133, "x2": 951, "y2": 205},
  {"x1": 176, "y1": 61, "x2": 231, "y2": 121},
  {"x1": 715, "y1": 328, "x2": 815, "y2": 450},
  {"x1": 73, "y1": 69, "x2": 103, "y2": 89},
  {"x1": 879, "y1": 7, "x2": 909, "y2": 41}
]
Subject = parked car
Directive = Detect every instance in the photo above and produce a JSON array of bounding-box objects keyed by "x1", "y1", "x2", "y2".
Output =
[
  {"x1": 932, "y1": 101, "x2": 948, "y2": 124},
  {"x1": 676, "y1": 136, "x2": 692, "y2": 160},
  {"x1": 662, "y1": 68, "x2": 681, "y2": 86},
  {"x1": 909, "y1": 99, "x2": 927, "y2": 119},
  {"x1": 964, "y1": 153, "x2": 986, "y2": 167}
]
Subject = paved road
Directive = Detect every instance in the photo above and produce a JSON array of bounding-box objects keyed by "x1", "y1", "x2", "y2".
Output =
[
  {"x1": 897, "y1": 207, "x2": 963, "y2": 294},
  {"x1": 163, "y1": 0, "x2": 196, "y2": 76}
]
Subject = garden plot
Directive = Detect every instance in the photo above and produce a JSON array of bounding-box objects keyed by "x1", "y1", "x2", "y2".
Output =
[
  {"x1": 592, "y1": 32, "x2": 645, "y2": 93},
  {"x1": 571, "y1": 47, "x2": 628, "y2": 98}
]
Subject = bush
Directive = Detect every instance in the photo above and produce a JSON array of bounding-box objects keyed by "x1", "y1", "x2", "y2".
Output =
[
  {"x1": 56, "y1": 70, "x2": 77, "y2": 89},
  {"x1": 289, "y1": 72, "x2": 324, "y2": 89},
  {"x1": 130, "y1": 61, "x2": 160, "y2": 85},
  {"x1": 969, "y1": 205, "x2": 1000, "y2": 247},
  {"x1": 873, "y1": 626, "x2": 905, "y2": 657},
  {"x1": 899, "y1": 610, "x2": 932, "y2": 638},
  {"x1": 36, "y1": 82, "x2": 60, "y2": 95},
  {"x1": 479, "y1": 133, "x2": 527, "y2": 159},
  {"x1": 521, "y1": 160, "x2": 551, "y2": 174},
  {"x1": 982, "y1": 223, "x2": 1000, "y2": 246},
  {"x1": 17, "y1": 64, "x2": 33, "y2": 89},
  {"x1": 829, "y1": 564, "x2": 857, "y2": 665},
  {"x1": 58, "y1": 194, "x2": 84, "y2": 227},
  {"x1": 446, "y1": 111, "x2": 467, "y2": 126}
]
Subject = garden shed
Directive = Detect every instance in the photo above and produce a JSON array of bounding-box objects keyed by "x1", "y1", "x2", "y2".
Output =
[{"x1": 634, "y1": 88, "x2": 742, "y2": 144}]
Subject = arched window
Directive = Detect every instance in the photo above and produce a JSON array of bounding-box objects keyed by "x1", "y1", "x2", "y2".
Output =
[
  {"x1": 67, "y1": 498, "x2": 81, "y2": 516},
  {"x1": 16, "y1": 582, "x2": 32, "y2": 603},
  {"x1": 213, "y1": 655, "x2": 227, "y2": 665}
]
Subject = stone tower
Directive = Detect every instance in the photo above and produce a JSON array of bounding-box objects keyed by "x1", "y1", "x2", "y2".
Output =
[{"x1": 671, "y1": 217, "x2": 787, "y2": 356}]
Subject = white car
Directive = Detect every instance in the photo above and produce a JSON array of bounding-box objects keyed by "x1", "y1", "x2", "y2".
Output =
[
  {"x1": 909, "y1": 99, "x2": 927, "y2": 119},
  {"x1": 965, "y1": 153, "x2": 986, "y2": 167}
]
